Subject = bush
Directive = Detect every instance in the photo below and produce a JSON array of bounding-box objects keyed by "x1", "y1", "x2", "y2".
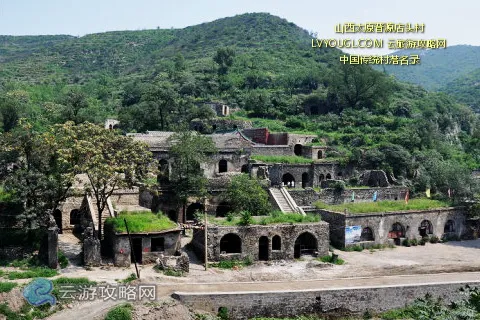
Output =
[
  {"x1": 402, "y1": 238, "x2": 411, "y2": 247},
  {"x1": 0, "y1": 282, "x2": 17, "y2": 293},
  {"x1": 217, "y1": 306, "x2": 229, "y2": 320},
  {"x1": 430, "y1": 235, "x2": 439, "y2": 243},
  {"x1": 7, "y1": 267, "x2": 58, "y2": 280},
  {"x1": 105, "y1": 303, "x2": 133, "y2": 320},
  {"x1": 410, "y1": 238, "x2": 418, "y2": 246},
  {"x1": 419, "y1": 238, "x2": 426, "y2": 246},
  {"x1": 239, "y1": 211, "x2": 253, "y2": 226},
  {"x1": 58, "y1": 251, "x2": 68, "y2": 269},
  {"x1": 318, "y1": 255, "x2": 345, "y2": 265},
  {"x1": 345, "y1": 245, "x2": 363, "y2": 252}
]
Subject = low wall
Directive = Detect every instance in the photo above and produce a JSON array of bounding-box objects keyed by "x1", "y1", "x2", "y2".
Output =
[
  {"x1": 173, "y1": 282, "x2": 480, "y2": 320},
  {"x1": 290, "y1": 187, "x2": 408, "y2": 206}
]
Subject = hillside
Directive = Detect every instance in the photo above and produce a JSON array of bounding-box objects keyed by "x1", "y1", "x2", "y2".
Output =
[
  {"x1": 0, "y1": 12, "x2": 479, "y2": 197},
  {"x1": 441, "y1": 68, "x2": 480, "y2": 112},
  {"x1": 377, "y1": 45, "x2": 480, "y2": 91}
]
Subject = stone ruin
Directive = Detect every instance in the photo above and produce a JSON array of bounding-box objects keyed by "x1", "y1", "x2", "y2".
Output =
[
  {"x1": 155, "y1": 252, "x2": 189, "y2": 274},
  {"x1": 83, "y1": 223, "x2": 101, "y2": 266},
  {"x1": 361, "y1": 170, "x2": 389, "y2": 187}
]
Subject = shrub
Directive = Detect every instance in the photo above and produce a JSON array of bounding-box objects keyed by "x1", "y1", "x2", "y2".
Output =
[
  {"x1": 410, "y1": 238, "x2": 418, "y2": 246},
  {"x1": 217, "y1": 306, "x2": 229, "y2": 320},
  {"x1": 239, "y1": 211, "x2": 253, "y2": 226},
  {"x1": 419, "y1": 238, "x2": 426, "y2": 246},
  {"x1": 0, "y1": 282, "x2": 17, "y2": 293},
  {"x1": 58, "y1": 251, "x2": 68, "y2": 269},
  {"x1": 7, "y1": 267, "x2": 58, "y2": 280},
  {"x1": 402, "y1": 238, "x2": 411, "y2": 247},
  {"x1": 430, "y1": 235, "x2": 439, "y2": 243},
  {"x1": 105, "y1": 303, "x2": 133, "y2": 320},
  {"x1": 318, "y1": 255, "x2": 345, "y2": 265},
  {"x1": 163, "y1": 269, "x2": 184, "y2": 277},
  {"x1": 120, "y1": 273, "x2": 137, "y2": 283}
]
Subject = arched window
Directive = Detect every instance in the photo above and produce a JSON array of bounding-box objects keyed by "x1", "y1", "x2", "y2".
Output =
[
  {"x1": 220, "y1": 233, "x2": 241, "y2": 253},
  {"x1": 326, "y1": 173, "x2": 332, "y2": 180},
  {"x1": 219, "y1": 159, "x2": 228, "y2": 173},
  {"x1": 319, "y1": 174, "x2": 325, "y2": 182},
  {"x1": 272, "y1": 235, "x2": 281, "y2": 250},
  {"x1": 317, "y1": 150, "x2": 323, "y2": 159},
  {"x1": 360, "y1": 227, "x2": 374, "y2": 241}
]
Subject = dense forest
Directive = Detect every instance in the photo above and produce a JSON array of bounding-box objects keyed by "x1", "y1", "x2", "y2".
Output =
[{"x1": 0, "y1": 13, "x2": 479, "y2": 197}]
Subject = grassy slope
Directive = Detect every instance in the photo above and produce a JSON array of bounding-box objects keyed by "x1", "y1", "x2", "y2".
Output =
[{"x1": 315, "y1": 199, "x2": 452, "y2": 214}]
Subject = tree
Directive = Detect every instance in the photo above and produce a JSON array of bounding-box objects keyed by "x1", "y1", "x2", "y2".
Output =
[
  {"x1": 60, "y1": 122, "x2": 153, "y2": 237},
  {"x1": 1, "y1": 120, "x2": 80, "y2": 229},
  {"x1": 58, "y1": 87, "x2": 89, "y2": 124},
  {"x1": 213, "y1": 47, "x2": 235, "y2": 75},
  {"x1": 225, "y1": 174, "x2": 271, "y2": 216},
  {"x1": 167, "y1": 130, "x2": 217, "y2": 221},
  {"x1": 328, "y1": 63, "x2": 393, "y2": 111}
]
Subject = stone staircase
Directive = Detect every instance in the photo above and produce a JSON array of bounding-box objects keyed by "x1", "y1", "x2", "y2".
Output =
[
  {"x1": 86, "y1": 194, "x2": 115, "y2": 238},
  {"x1": 269, "y1": 187, "x2": 305, "y2": 215}
]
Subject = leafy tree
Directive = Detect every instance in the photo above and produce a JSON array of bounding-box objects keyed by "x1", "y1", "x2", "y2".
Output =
[
  {"x1": 167, "y1": 129, "x2": 217, "y2": 221},
  {"x1": 60, "y1": 122, "x2": 153, "y2": 237},
  {"x1": 213, "y1": 47, "x2": 235, "y2": 75},
  {"x1": 1, "y1": 120, "x2": 81, "y2": 229},
  {"x1": 225, "y1": 174, "x2": 271, "y2": 216},
  {"x1": 58, "y1": 87, "x2": 89, "y2": 124}
]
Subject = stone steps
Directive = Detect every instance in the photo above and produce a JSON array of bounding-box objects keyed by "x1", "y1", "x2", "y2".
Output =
[{"x1": 269, "y1": 188, "x2": 295, "y2": 213}]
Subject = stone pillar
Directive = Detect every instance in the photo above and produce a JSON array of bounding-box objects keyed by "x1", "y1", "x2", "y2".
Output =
[
  {"x1": 47, "y1": 226, "x2": 58, "y2": 269},
  {"x1": 83, "y1": 225, "x2": 101, "y2": 266}
]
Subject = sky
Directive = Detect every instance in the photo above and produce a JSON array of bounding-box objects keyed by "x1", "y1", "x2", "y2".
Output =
[{"x1": 1, "y1": 0, "x2": 478, "y2": 54}]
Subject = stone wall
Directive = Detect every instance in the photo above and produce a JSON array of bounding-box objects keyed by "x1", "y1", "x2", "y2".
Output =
[
  {"x1": 192, "y1": 223, "x2": 329, "y2": 262},
  {"x1": 345, "y1": 207, "x2": 466, "y2": 244},
  {"x1": 173, "y1": 282, "x2": 480, "y2": 320},
  {"x1": 289, "y1": 187, "x2": 408, "y2": 206},
  {"x1": 316, "y1": 210, "x2": 346, "y2": 248},
  {"x1": 58, "y1": 196, "x2": 84, "y2": 232},
  {"x1": 251, "y1": 145, "x2": 292, "y2": 156},
  {"x1": 110, "y1": 189, "x2": 140, "y2": 207}
]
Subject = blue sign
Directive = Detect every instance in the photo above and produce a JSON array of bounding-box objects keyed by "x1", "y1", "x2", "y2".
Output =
[{"x1": 345, "y1": 226, "x2": 362, "y2": 244}]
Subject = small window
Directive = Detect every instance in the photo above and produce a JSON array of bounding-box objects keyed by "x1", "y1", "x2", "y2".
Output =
[
  {"x1": 151, "y1": 238, "x2": 165, "y2": 252},
  {"x1": 272, "y1": 235, "x2": 281, "y2": 250},
  {"x1": 219, "y1": 159, "x2": 228, "y2": 173}
]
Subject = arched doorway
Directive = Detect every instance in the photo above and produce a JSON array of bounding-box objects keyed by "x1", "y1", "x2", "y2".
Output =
[
  {"x1": 272, "y1": 235, "x2": 281, "y2": 250},
  {"x1": 282, "y1": 173, "x2": 295, "y2": 188},
  {"x1": 158, "y1": 159, "x2": 169, "y2": 182},
  {"x1": 419, "y1": 220, "x2": 433, "y2": 237},
  {"x1": 259, "y1": 236, "x2": 269, "y2": 261},
  {"x1": 70, "y1": 209, "x2": 81, "y2": 225},
  {"x1": 302, "y1": 172, "x2": 309, "y2": 188},
  {"x1": 326, "y1": 173, "x2": 332, "y2": 180},
  {"x1": 216, "y1": 202, "x2": 233, "y2": 217},
  {"x1": 53, "y1": 209, "x2": 62, "y2": 234},
  {"x1": 219, "y1": 159, "x2": 228, "y2": 173},
  {"x1": 444, "y1": 220, "x2": 455, "y2": 233},
  {"x1": 186, "y1": 203, "x2": 204, "y2": 221},
  {"x1": 388, "y1": 222, "x2": 405, "y2": 245},
  {"x1": 294, "y1": 144, "x2": 302, "y2": 156},
  {"x1": 319, "y1": 174, "x2": 325, "y2": 182},
  {"x1": 360, "y1": 227, "x2": 374, "y2": 241},
  {"x1": 220, "y1": 233, "x2": 241, "y2": 253},
  {"x1": 294, "y1": 232, "x2": 318, "y2": 258},
  {"x1": 241, "y1": 164, "x2": 249, "y2": 173},
  {"x1": 317, "y1": 150, "x2": 323, "y2": 159}
]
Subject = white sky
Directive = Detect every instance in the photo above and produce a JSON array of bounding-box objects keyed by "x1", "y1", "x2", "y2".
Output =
[{"x1": 0, "y1": 0, "x2": 477, "y2": 54}]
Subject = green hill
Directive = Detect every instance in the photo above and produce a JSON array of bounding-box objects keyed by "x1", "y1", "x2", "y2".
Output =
[
  {"x1": 441, "y1": 68, "x2": 480, "y2": 112},
  {"x1": 377, "y1": 45, "x2": 480, "y2": 91},
  {"x1": 0, "y1": 13, "x2": 479, "y2": 196}
]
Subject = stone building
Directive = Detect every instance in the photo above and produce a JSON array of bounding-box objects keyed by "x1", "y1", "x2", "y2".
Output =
[
  {"x1": 317, "y1": 207, "x2": 466, "y2": 248},
  {"x1": 191, "y1": 222, "x2": 329, "y2": 261},
  {"x1": 103, "y1": 223, "x2": 182, "y2": 267}
]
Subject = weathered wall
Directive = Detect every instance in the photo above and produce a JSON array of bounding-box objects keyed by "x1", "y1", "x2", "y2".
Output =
[
  {"x1": 316, "y1": 207, "x2": 466, "y2": 248},
  {"x1": 202, "y1": 152, "x2": 250, "y2": 178},
  {"x1": 105, "y1": 227, "x2": 182, "y2": 267},
  {"x1": 173, "y1": 282, "x2": 480, "y2": 320},
  {"x1": 110, "y1": 189, "x2": 140, "y2": 207},
  {"x1": 251, "y1": 145, "x2": 292, "y2": 156},
  {"x1": 192, "y1": 223, "x2": 329, "y2": 262},
  {"x1": 345, "y1": 207, "x2": 467, "y2": 244},
  {"x1": 290, "y1": 187, "x2": 408, "y2": 206},
  {"x1": 58, "y1": 196, "x2": 84, "y2": 232}
]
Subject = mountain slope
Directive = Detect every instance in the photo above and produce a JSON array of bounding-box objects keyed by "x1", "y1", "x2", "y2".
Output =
[
  {"x1": 441, "y1": 68, "x2": 480, "y2": 112},
  {"x1": 378, "y1": 45, "x2": 480, "y2": 91}
]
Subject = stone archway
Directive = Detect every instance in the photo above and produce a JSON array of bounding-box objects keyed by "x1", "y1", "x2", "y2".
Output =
[
  {"x1": 220, "y1": 233, "x2": 241, "y2": 253},
  {"x1": 186, "y1": 203, "x2": 204, "y2": 221},
  {"x1": 361, "y1": 227, "x2": 374, "y2": 241},
  {"x1": 302, "y1": 172, "x2": 309, "y2": 188},
  {"x1": 294, "y1": 232, "x2": 318, "y2": 258},
  {"x1": 294, "y1": 144, "x2": 302, "y2": 156},
  {"x1": 282, "y1": 173, "x2": 295, "y2": 188},
  {"x1": 419, "y1": 220, "x2": 433, "y2": 237},
  {"x1": 388, "y1": 222, "x2": 405, "y2": 245},
  {"x1": 219, "y1": 159, "x2": 228, "y2": 173}
]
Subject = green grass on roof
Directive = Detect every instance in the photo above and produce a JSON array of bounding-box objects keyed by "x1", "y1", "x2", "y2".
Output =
[
  {"x1": 251, "y1": 155, "x2": 313, "y2": 164},
  {"x1": 315, "y1": 198, "x2": 452, "y2": 214},
  {"x1": 105, "y1": 211, "x2": 177, "y2": 233}
]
